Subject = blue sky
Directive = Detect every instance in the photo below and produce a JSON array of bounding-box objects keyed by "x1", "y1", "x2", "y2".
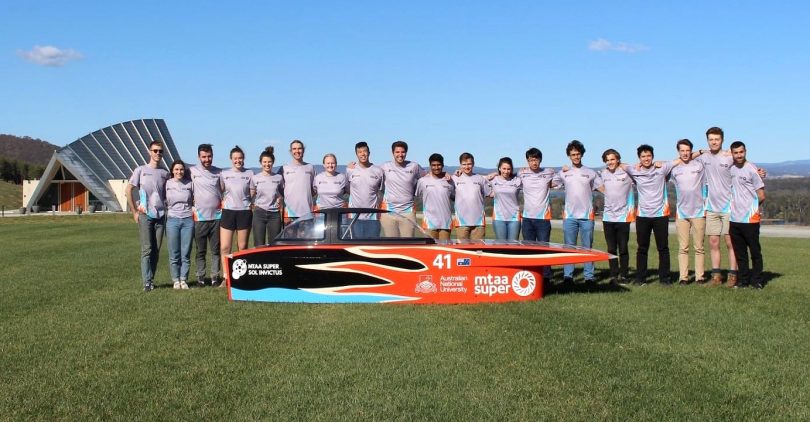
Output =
[{"x1": 2, "y1": 1, "x2": 808, "y2": 168}]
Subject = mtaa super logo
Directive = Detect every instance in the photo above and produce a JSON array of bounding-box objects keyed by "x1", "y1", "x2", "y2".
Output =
[{"x1": 473, "y1": 271, "x2": 536, "y2": 297}]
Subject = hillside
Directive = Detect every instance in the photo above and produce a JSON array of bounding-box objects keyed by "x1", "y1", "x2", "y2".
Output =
[
  {"x1": 0, "y1": 134, "x2": 59, "y2": 166},
  {"x1": 0, "y1": 180, "x2": 22, "y2": 208}
]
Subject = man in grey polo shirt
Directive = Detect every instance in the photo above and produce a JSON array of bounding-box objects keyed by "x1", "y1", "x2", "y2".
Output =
[
  {"x1": 346, "y1": 141, "x2": 384, "y2": 238},
  {"x1": 670, "y1": 139, "x2": 706, "y2": 284},
  {"x1": 127, "y1": 140, "x2": 170, "y2": 292},
  {"x1": 379, "y1": 140, "x2": 424, "y2": 237},
  {"x1": 189, "y1": 143, "x2": 223, "y2": 287}
]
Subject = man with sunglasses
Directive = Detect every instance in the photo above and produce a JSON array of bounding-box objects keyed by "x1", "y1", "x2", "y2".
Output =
[{"x1": 127, "y1": 140, "x2": 170, "y2": 292}]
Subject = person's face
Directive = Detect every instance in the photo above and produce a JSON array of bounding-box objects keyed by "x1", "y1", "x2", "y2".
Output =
[
  {"x1": 393, "y1": 146, "x2": 407, "y2": 165},
  {"x1": 568, "y1": 149, "x2": 583, "y2": 166},
  {"x1": 639, "y1": 151, "x2": 654, "y2": 167},
  {"x1": 231, "y1": 152, "x2": 244, "y2": 169},
  {"x1": 678, "y1": 144, "x2": 692, "y2": 162},
  {"x1": 499, "y1": 162, "x2": 513, "y2": 178},
  {"x1": 731, "y1": 146, "x2": 747, "y2": 164},
  {"x1": 707, "y1": 134, "x2": 723, "y2": 152},
  {"x1": 149, "y1": 145, "x2": 164, "y2": 163},
  {"x1": 460, "y1": 158, "x2": 474, "y2": 175},
  {"x1": 323, "y1": 156, "x2": 337, "y2": 173},
  {"x1": 290, "y1": 142, "x2": 304, "y2": 160},
  {"x1": 430, "y1": 161, "x2": 444, "y2": 177},
  {"x1": 261, "y1": 156, "x2": 274, "y2": 173},
  {"x1": 526, "y1": 156, "x2": 540, "y2": 171},
  {"x1": 356, "y1": 147, "x2": 370, "y2": 165},
  {"x1": 172, "y1": 164, "x2": 185, "y2": 179},
  {"x1": 198, "y1": 150, "x2": 213, "y2": 169},
  {"x1": 604, "y1": 153, "x2": 619, "y2": 171}
]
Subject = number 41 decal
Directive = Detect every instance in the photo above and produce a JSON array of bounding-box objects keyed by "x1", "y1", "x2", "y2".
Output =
[{"x1": 432, "y1": 254, "x2": 452, "y2": 269}]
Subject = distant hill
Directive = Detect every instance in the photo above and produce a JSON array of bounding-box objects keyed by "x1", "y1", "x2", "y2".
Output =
[
  {"x1": 755, "y1": 160, "x2": 810, "y2": 177},
  {"x1": 0, "y1": 134, "x2": 59, "y2": 166}
]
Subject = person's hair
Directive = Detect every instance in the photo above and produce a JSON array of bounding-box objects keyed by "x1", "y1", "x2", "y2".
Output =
[
  {"x1": 566, "y1": 140, "x2": 585, "y2": 156},
  {"x1": 392, "y1": 140, "x2": 408, "y2": 152},
  {"x1": 170, "y1": 159, "x2": 186, "y2": 172},
  {"x1": 497, "y1": 157, "x2": 514, "y2": 177},
  {"x1": 290, "y1": 139, "x2": 304, "y2": 149},
  {"x1": 459, "y1": 152, "x2": 474, "y2": 163},
  {"x1": 355, "y1": 141, "x2": 369, "y2": 152},
  {"x1": 637, "y1": 144, "x2": 654, "y2": 157},
  {"x1": 149, "y1": 140, "x2": 163, "y2": 149},
  {"x1": 729, "y1": 140, "x2": 746, "y2": 150},
  {"x1": 230, "y1": 145, "x2": 244, "y2": 158},
  {"x1": 259, "y1": 146, "x2": 275, "y2": 163},
  {"x1": 706, "y1": 127, "x2": 724, "y2": 140},
  {"x1": 428, "y1": 153, "x2": 444, "y2": 165},
  {"x1": 322, "y1": 153, "x2": 337, "y2": 164},
  {"x1": 198, "y1": 143, "x2": 213, "y2": 154},
  {"x1": 525, "y1": 147, "x2": 542, "y2": 161},
  {"x1": 676, "y1": 139, "x2": 693, "y2": 151},
  {"x1": 601, "y1": 148, "x2": 621, "y2": 163}
]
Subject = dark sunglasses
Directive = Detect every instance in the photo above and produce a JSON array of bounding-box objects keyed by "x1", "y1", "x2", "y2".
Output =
[{"x1": 151, "y1": 149, "x2": 164, "y2": 154}]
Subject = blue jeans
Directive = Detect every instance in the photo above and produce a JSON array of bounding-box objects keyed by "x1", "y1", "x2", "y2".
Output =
[
  {"x1": 563, "y1": 218, "x2": 595, "y2": 279},
  {"x1": 138, "y1": 214, "x2": 165, "y2": 286},
  {"x1": 492, "y1": 220, "x2": 521, "y2": 240},
  {"x1": 167, "y1": 216, "x2": 194, "y2": 281},
  {"x1": 522, "y1": 218, "x2": 552, "y2": 278}
]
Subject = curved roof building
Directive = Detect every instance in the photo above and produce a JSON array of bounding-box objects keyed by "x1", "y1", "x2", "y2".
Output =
[{"x1": 25, "y1": 119, "x2": 180, "y2": 212}]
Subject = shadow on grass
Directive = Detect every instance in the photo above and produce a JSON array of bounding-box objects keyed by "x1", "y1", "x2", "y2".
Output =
[{"x1": 545, "y1": 268, "x2": 631, "y2": 296}]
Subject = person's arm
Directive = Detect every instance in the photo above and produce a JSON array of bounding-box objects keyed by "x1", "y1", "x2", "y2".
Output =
[
  {"x1": 757, "y1": 188, "x2": 765, "y2": 205},
  {"x1": 127, "y1": 182, "x2": 140, "y2": 223},
  {"x1": 486, "y1": 171, "x2": 497, "y2": 181}
]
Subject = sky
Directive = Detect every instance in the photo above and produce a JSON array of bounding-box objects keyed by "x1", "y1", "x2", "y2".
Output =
[{"x1": 1, "y1": 1, "x2": 809, "y2": 168}]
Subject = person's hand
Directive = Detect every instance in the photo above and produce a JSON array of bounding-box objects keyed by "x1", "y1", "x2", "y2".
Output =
[
  {"x1": 283, "y1": 216, "x2": 292, "y2": 225},
  {"x1": 347, "y1": 161, "x2": 356, "y2": 169},
  {"x1": 654, "y1": 161, "x2": 663, "y2": 168},
  {"x1": 445, "y1": 172, "x2": 452, "y2": 181},
  {"x1": 486, "y1": 171, "x2": 497, "y2": 181},
  {"x1": 562, "y1": 165, "x2": 570, "y2": 172},
  {"x1": 757, "y1": 167, "x2": 767, "y2": 179},
  {"x1": 132, "y1": 210, "x2": 139, "y2": 224},
  {"x1": 453, "y1": 169, "x2": 462, "y2": 177}
]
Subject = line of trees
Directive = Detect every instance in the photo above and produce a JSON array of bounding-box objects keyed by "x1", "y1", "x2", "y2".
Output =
[{"x1": 0, "y1": 156, "x2": 46, "y2": 184}]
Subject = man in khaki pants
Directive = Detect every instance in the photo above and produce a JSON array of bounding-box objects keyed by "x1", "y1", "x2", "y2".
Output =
[{"x1": 670, "y1": 139, "x2": 706, "y2": 284}]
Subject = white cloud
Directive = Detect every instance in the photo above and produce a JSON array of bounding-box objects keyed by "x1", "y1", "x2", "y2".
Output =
[
  {"x1": 18, "y1": 45, "x2": 83, "y2": 67},
  {"x1": 588, "y1": 38, "x2": 648, "y2": 53}
]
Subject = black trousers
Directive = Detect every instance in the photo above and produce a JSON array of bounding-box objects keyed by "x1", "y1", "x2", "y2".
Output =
[
  {"x1": 253, "y1": 207, "x2": 282, "y2": 247},
  {"x1": 603, "y1": 221, "x2": 630, "y2": 278},
  {"x1": 636, "y1": 216, "x2": 670, "y2": 283},
  {"x1": 729, "y1": 222, "x2": 763, "y2": 286}
]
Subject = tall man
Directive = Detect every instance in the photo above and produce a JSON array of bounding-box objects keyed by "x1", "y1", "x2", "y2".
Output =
[
  {"x1": 452, "y1": 152, "x2": 491, "y2": 239},
  {"x1": 599, "y1": 149, "x2": 634, "y2": 285},
  {"x1": 346, "y1": 141, "x2": 384, "y2": 238},
  {"x1": 189, "y1": 143, "x2": 223, "y2": 287},
  {"x1": 624, "y1": 144, "x2": 674, "y2": 286},
  {"x1": 729, "y1": 141, "x2": 766, "y2": 289},
  {"x1": 670, "y1": 139, "x2": 706, "y2": 284},
  {"x1": 379, "y1": 140, "x2": 423, "y2": 237},
  {"x1": 416, "y1": 154, "x2": 455, "y2": 240},
  {"x1": 556, "y1": 140, "x2": 602, "y2": 285},
  {"x1": 127, "y1": 140, "x2": 170, "y2": 292},
  {"x1": 518, "y1": 147, "x2": 556, "y2": 280}
]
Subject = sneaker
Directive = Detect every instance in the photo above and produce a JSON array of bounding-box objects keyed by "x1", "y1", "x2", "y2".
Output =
[
  {"x1": 218, "y1": 278, "x2": 227, "y2": 288},
  {"x1": 197, "y1": 276, "x2": 206, "y2": 288},
  {"x1": 710, "y1": 273, "x2": 723, "y2": 286},
  {"x1": 173, "y1": 280, "x2": 181, "y2": 290},
  {"x1": 752, "y1": 282, "x2": 764, "y2": 290},
  {"x1": 695, "y1": 278, "x2": 707, "y2": 285},
  {"x1": 211, "y1": 276, "x2": 221, "y2": 287},
  {"x1": 634, "y1": 279, "x2": 647, "y2": 286},
  {"x1": 618, "y1": 276, "x2": 630, "y2": 286},
  {"x1": 584, "y1": 278, "x2": 596, "y2": 286},
  {"x1": 678, "y1": 279, "x2": 690, "y2": 285},
  {"x1": 609, "y1": 277, "x2": 619, "y2": 286},
  {"x1": 180, "y1": 280, "x2": 189, "y2": 290},
  {"x1": 144, "y1": 282, "x2": 155, "y2": 292}
]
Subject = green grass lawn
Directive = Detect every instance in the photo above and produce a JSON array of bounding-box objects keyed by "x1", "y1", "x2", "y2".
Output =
[
  {"x1": 1, "y1": 214, "x2": 808, "y2": 420},
  {"x1": 0, "y1": 180, "x2": 22, "y2": 209}
]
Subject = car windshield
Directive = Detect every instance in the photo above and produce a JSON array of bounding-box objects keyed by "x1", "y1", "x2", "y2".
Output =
[{"x1": 276, "y1": 213, "x2": 326, "y2": 240}]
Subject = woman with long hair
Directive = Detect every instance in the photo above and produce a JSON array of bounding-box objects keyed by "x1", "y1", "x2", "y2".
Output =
[
  {"x1": 250, "y1": 146, "x2": 284, "y2": 246},
  {"x1": 165, "y1": 159, "x2": 194, "y2": 289}
]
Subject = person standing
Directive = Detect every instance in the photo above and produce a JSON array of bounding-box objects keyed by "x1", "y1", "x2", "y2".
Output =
[
  {"x1": 518, "y1": 148, "x2": 556, "y2": 280},
  {"x1": 346, "y1": 141, "x2": 384, "y2": 238},
  {"x1": 379, "y1": 141, "x2": 424, "y2": 237},
  {"x1": 127, "y1": 140, "x2": 169, "y2": 292},
  {"x1": 313, "y1": 153, "x2": 348, "y2": 210},
  {"x1": 280, "y1": 140, "x2": 315, "y2": 224},
  {"x1": 728, "y1": 141, "x2": 766, "y2": 289},
  {"x1": 251, "y1": 147, "x2": 284, "y2": 247},
  {"x1": 165, "y1": 159, "x2": 194, "y2": 290},
  {"x1": 416, "y1": 153, "x2": 455, "y2": 240},
  {"x1": 670, "y1": 139, "x2": 707, "y2": 284},
  {"x1": 219, "y1": 146, "x2": 254, "y2": 287},
  {"x1": 625, "y1": 144, "x2": 674, "y2": 286},
  {"x1": 452, "y1": 152, "x2": 491, "y2": 240},
  {"x1": 490, "y1": 157, "x2": 522, "y2": 240},
  {"x1": 598, "y1": 149, "x2": 634, "y2": 285},
  {"x1": 189, "y1": 143, "x2": 222, "y2": 287},
  {"x1": 556, "y1": 140, "x2": 603, "y2": 285}
]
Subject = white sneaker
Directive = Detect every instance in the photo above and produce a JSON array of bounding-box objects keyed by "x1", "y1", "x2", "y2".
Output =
[
  {"x1": 173, "y1": 281, "x2": 181, "y2": 289},
  {"x1": 180, "y1": 280, "x2": 189, "y2": 289}
]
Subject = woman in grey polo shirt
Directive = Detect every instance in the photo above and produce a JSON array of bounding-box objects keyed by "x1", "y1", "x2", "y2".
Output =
[{"x1": 165, "y1": 159, "x2": 194, "y2": 289}]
